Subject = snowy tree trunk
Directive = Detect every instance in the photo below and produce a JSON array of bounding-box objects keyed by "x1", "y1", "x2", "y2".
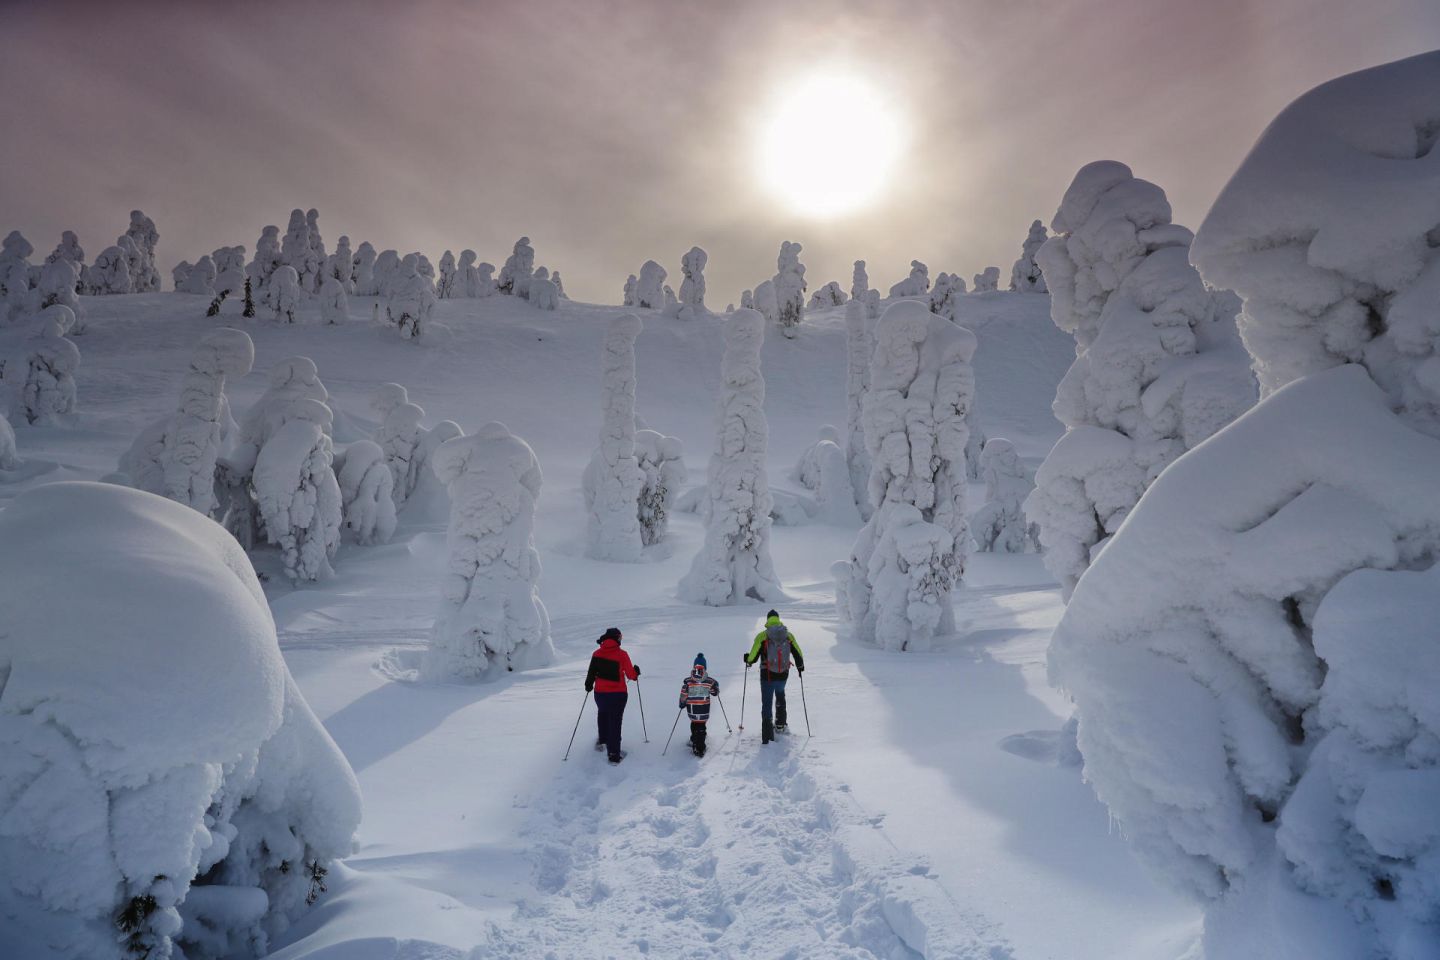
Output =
[
  {"x1": 422, "y1": 422, "x2": 554, "y2": 681},
  {"x1": 582, "y1": 314, "x2": 646, "y2": 561},
  {"x1": 679, "y1": 308, "x2": 783, "y2": 605}
]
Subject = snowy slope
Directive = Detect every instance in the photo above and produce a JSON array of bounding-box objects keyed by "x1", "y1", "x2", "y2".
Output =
[{"x1": 0, "y1": 289, "x2": 1196, "y2": 959}]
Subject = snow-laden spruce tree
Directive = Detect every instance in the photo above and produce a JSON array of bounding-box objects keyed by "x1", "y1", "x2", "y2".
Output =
[
  {"x1": 888, "y1": 260, "x2": 929, "y2": 298},
  {"x1": 794, "y1": 426, "x2": 859, "y2": 525},
  {"x1": 319, "y1": 275, "x2": 348, "y2": 324},
  {"x1": 421, "y1": 422, "x2": 554, "y2": 680},
  {"x1": 252, "y1": 397, "x2": 342, "y2": 582},
  {"x1": 582, "y1": 313, "x2": 647, "y2": 561},
  {"x1": 281, "y1": 209, "x2": 314, "y2": 290},
  {"x1": 118, "y1": 328, "x2": 255, "y2": 516},
  {"x1": 851, "y1": 260, "x2": 869, "y2": 302},
  {"x1": 1010, "y1": 219, "x2": 1048, "y2": 293},
  {"x1": 551, "y1": 270, "x2": 567, "y2": 299},
  {"x1": 751, "y1": 278, "x2": 779, "y2": 326},
  {"x1": 774, "y1": 240, "x2": 806, "y2": 337},
  {"x1": 83, "y1": 244, "x2": 130, "y2": 296},
  {"x1": 622, "y1": 273, "x2": 638, "y2": 306},
  {"x1": 928, "y1": 271, "x2": 964, "y2": 320},
  {"x1": 386, "y1": 254, "x2": 436, "y2": 338},
  {"x1": 1025, "y1": 161, "x2": 1256, "y2": 596},
  {"x1": 473, "y1": 260, "x2": 496, "y2": 298},
  {"x1": 0, "y1": 482, "x2": 361, "y2": 960},
  {"x1": 635, "y1": 259, "x2": 666, "y2": 309},
  {"x1": 208, "y1": 246, "x2": 247, "y2": 316},
  {"x1": 178, "y1": 255, "x2": 217, "y2": 295},
  {"x1": 972, "y1": 266, "x2": 1000, "y2": 292},
  {"x1": 372, "y1": 249, "x2": 401, "y2": 296},
  {"x1": 793, "y1": 424, "x2": 842, "y2": 489},
  {"x1": 0, "y1": 229, "x2": 35, "y2": 323},
  {"x1": 22, "y1": 318, "x2": 80, "y2": 424},
  {"x1": 326, "y1": 235, "x2": 354, "y2": 293},
  {"x1": 679, "y1": 246, "x2": 708, "y2": 313},
  {"x1": 124, "y1": 209, "x2": 160, "y2": 292},
  {"x1": 352, "y1": 241, "x2": 378, "y2": 295},
  {"x1": 436, "y1": 250, "x2": 456, "y2": 299},
  {"x1": 337, "y1": 439, "x2": 396, "y2": 545},
  {"x1": 371, "y1": 381, "x2": 409, "y2": 419},
  {"x1": 304, "y1": 208, "x2": 326, "y2": 290},
  {"x1": 416, "y1": 252, "x2": 436, "y2": 285},
  {"x1": 116, "y1": 235, "x2": 146, "y2": 295},
  {"x1": 635, "y1": 427, "x2": 685, "y2": 546},
  {"x1": 45, "y1": 229, "x2": 84, "y2": 272},
  {"x1": 680, "y1": 308, "x2": 783, "y2": 604},
  {"x1": 0, "y1": 411, "x2": 16, "y2": 470},
  {"x1": 970, "y1": 438, "x2": 1036, "y2": 553},
  {"x1": 529, "y1": 266, "x2": 559, "y2": 310},
  {"x1": 375, "y1": 400, "x2": 426, "y2": 508},
  {"x1": 247, "y1": 225, "x2": 283, "y2": 296},
  {"x1": 265, "y1": 264, "x2": 303, "y2": 323},
  {"x1": 836, "y1": 300, "x2": 976, "y2": 650},
  {"x1": 844, "y1": 298, "x2": 874, "y2": 520},
  {"x1": 1049, "y1": 54, "x2": 1440, "y2": 960},
  {"x1": 173, "y1": 260, "x2": 193, "y2": 291},
  {"x1": 37, "y1": 257, "x2": 84, "y2": 331},
  {"x1": 808, "y1": 280, "x2": 846, "y2": 309},
  {"x1": 498, "y1": 236, "x2": 535, "y2": 297}
]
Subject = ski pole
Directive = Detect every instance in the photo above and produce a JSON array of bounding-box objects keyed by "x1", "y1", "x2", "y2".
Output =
[
  {"x1": 562, "y1": 690, "x2": 590, "y2": 761},
  {"x1": 661, "y1": 707, "x2": 684, "y2": 756},
  {"x1": 799, "y1": 668, "x2": 811, "y2": 737},
  {"x1": 635, "y1": 677, "x2": 649, "y2": 742},
  {"x1": 739, "y1": 662, "x2": 751, "y2": 731},
  {"x1": 716, "y1": 695, "x2": 733, "y2": 733}
]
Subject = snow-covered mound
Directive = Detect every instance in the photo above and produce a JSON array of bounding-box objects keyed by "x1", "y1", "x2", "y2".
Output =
[{"x1": 0, "y1": 482, "x2": 360, "y2": 960}]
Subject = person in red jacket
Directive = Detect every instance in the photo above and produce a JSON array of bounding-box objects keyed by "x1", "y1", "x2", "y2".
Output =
[{"x1": 585, "y1": 627, "x2": 640, "y2": 764}]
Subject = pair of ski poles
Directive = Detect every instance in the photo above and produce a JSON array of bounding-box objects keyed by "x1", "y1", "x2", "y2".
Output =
[
  {"x1": 738, "y1": 661, "x2": 811, "y2": 738},
  {"x1": 562, "y1": 676, "x2": 649, "y2": 762}
]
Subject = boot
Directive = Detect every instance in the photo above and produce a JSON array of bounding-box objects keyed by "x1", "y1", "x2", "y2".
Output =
[{"x1": 762, "y1": 719, "x2": 774, "y2": 744}]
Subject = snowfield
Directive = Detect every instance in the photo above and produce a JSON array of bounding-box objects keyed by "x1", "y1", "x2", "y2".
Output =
[{"x1": 0, "y1": 286, "x2": 1197, "y2": 959}]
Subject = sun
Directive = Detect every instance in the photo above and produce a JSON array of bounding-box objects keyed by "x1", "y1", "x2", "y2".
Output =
[{"x1": 756, "y1": 69, "x2": 904, "y2": 218}]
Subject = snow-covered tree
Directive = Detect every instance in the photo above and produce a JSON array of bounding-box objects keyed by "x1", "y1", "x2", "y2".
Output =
[
  {"x1": 421, "y1": 422, "x2": 554, "y2": 680},
  {"x1": 319, "y1": 275, "x2": 348, "y2": 324},
  {"x1": 416, "y1": 252, "x2": 435, "y2": 285},
  {"x1": 679, "y1": 308, "x2": 783, "y2": 604},
  {"x1": 281, "y1": 209, "x2": 314, "y2": 291},
  {"x1": 173, "y1": 260, "x2": 194, "y2": 291},
  {"x1": 375, "y1": 400, "x2": 426, "y2": 507},
  {"x1": 635, "y1": 428, "x2": 685, "y2": 546},
  {"x1": 252, "y1": 397, "x2": 341, "y2": 581},
  {"x1": 352, "y1": 241, "x2": 378, "y2": 295},
  {"x1": 385, "y1": 254, "x2": 435, "y2": 338},
  {"x1": 1025, "y1": 161, "x2": 1256, "y2": 597},
  {"x1": 529, "y1": 266, "x2": 559, "y2": 310},
  {"x1": 1009, "y1": 219, "x2": 1048, "y2": 293},
  {"x1": 793, "y1": 424, "x2": 842, "y2": 489},
  {"x1": 474, "y1": 260, "x2": 496, "y2": 298},
  {"x1": 622, "y1": 273, "x2": 638, "y2": 306},
  {"x1": 739, "y1": 289, "x2": 753, "y2": 310},
  {"x1": 116, "y1": 235, "x2": 147, "y2": 295},
  {"x1": 1, "y1": 229, "x2": 35, "y2": 322},
  {"x1": 887, "y1": 260, "x2": 929, "y2": 298},
  {"x1": 972, "y1": 266, "x2": 1000, "y2": 292},
  {"x1": 679, "y1": 246, "x2": 708, "y2": 313},
  {"x1": 0, "y1": 410, "x2": 18, "y2": 469},
  {"x1": 372, "y1": 249, "x2": 401, "y2": 296},
  {"x1": 774, "y1": 240, "x2": 806, "y2": 337},
  {"x1": 22, "y1": 318, "x2": 80, "y2": 424},
  {"x1": 208, "y1": 246, "x2": 247, "y2": 315},
  {"x1": 247, "y1": 225, "x2": 283, "y2": 296},
  {"x1": 437, "y1": 250, "x2": 457, "y2": 299},
  {"x1": 124, "y1": 209, "x2": 160, "y2": 292},
  {"x1": 794, "y1": 425, "x2": 859, "y2": 525},
  {"x1": 1047, "y1": 56, "x2": 1440, "y2": 960},
  {"x1": 371, "y1": 381, "x2": 409, "y2": 418},
  {"x1": 326, "y1": 235, "x2": 354, "y2": 293},
  {"x1": 498, "y1": 236, "x2": 535, "y2": 298},
  {"x1": 851, "y1": 260, "x2": 869, "y2": 302},
  {"x1": 0, "y1": 481, "x2": 360, "y2": 960},
  {"x1": 83, "y1": 244, "x2": 130, "y2": 296},
  {"x1": 844, "y1": 298, "x2": 874, "y2": 520},
  {"x1": 864, "y1": 288, "x2": 881, "y2": 319},
  {"x1": 37, "y1": 257, "x2": 84, "y2": 331},
  {"x1": 970, "y1": 438, "x2": 1036, "y2": 552},
  {"x1": 551, "y1": 270, "x2": 567, "y2": 299},
  {"x1": 337, "y1": 439, "x2": 396, "y2": 545},
  {"x1": 265, "y1": 264, "x2": 303, "y2": 323},
  {"x1": 635, "y1": 259, "x2": 666, "y2": 309},
  {"x1": 178, "y1": 255, "x2": 217, "y2": 295},
  {"x1": 662, "y1": 284, "x2": 681, "y2": 318},
  {"x1": 808, "y1": 280, "x2": 846, "y2": 309},
  {"x1": 928, "y1": 272, "x2": 964, "y2": 320},
  {"x1": 45, "y1": 229, "x2": 84, "y2": 274},
  {"x1": 836, "y1": 300, "x2": 976, "y2": 650},
  {"x1": 582, "y1": 313, "x2": 646, "y2": 561},
  {"x1": 118, "y1": 328, "x2": 255, "y2": 516},
  {"x1": 751, "y1": 278, "x2": 779, "y2": 325},
  {"x1": 304, "y1": 208, "x2": 326, "y2": 291}
]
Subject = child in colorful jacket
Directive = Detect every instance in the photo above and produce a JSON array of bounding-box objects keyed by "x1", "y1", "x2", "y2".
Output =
[{"x1": 678, "y1": 653, "x2": 720, "y2": 757}]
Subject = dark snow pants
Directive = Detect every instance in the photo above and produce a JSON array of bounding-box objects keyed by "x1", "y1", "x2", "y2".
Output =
[
  {"x1": 594, "y1": 690, "x2": 628, "y2": 760},
  {"x1": 760, "y1": 677, "x2": 788, "y2": 728},
  {"x1": 690, "y1": 720, "x2": 707, "y2": 752}
]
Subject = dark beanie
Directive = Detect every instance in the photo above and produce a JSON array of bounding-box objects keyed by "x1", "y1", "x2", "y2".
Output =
[
  {"x1": 599, "y1": 627, "x2": 622, "y2": 644},
  {"x1": 766, "y1": 609, "x2": 779, "y2": 618},
  {"x1": 694, "y1": 652, "x2": 706, "y2": 668}
]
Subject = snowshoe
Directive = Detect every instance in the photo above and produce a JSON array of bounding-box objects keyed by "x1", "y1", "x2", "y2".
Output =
[
  {"x1": 607, "y1": 750, "x2": 627, "y2": 765},
  {"x1": 691, "y1": 741, "x2": 706, "y2": 758},
  {"x1": 774, "y1": 723, "x2": 788, "y2": 734}
]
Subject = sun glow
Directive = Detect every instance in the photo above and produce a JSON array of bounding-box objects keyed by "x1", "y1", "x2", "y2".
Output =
[{"x1": 756, "y1": 70, "x2": 904, "y2": 218}]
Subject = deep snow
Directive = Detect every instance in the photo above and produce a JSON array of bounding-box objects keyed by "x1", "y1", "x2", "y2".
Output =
[{"x1": 0, "y1": 286, "x2": 1197, "y2": 959}]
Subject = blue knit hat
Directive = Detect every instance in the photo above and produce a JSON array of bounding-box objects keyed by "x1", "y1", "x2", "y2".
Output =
[{"x1": 694, "y1": 652, "x2": 706, "y2": 668}]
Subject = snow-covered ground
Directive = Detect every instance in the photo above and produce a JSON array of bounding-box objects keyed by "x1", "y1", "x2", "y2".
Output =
[{"x1": 0, "y1": 288, "x2": 1199, "y2": 959}]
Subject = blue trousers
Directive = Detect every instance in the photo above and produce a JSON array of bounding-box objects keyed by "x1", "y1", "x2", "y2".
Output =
[
  {"x1": 594, "y1": 690, "x2": 628, "y2": 759},
  {"x1": 759, "y1": 677, "x2": 788, "y2": 727}
]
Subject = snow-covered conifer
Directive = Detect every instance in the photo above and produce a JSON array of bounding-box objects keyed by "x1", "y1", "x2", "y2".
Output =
[
  {"x1": 739, "y1": 289, "x2": 753, "y2": 310},
  {"x1": 1009, "y1": 219, "x2": 1048, "y2": 293},
  {"x1": 416, "y1": 253, "x2": 435, "y2": 284},
  {"x1": 972, "y1": 266, "x2": 1000, "y2": 292},
  {"x1": 582, "y1": 313, "x2": 646, "y2": 561},
  {"x1": 178, "y1": 255, "x2": 217, "y2": 296},
  {"x1": 45, "y1": 230, "x2": 84, "y2": 273},
  {"x1": 529, "y1": 266, "x2": 559, "y2": 310},
  {"x1": 0, "y1": 482, "x2": 360, "y2": 960},
  {"x1": 281, "y1": 209, "x2": 314, "y2": 290},
  {"x1": 372, "y1": 381, "x2": 409, "y2": 418},
  {"x1": 116, "y1": 234, "x2": 147, "y2": 295},
  {"x1": 173, "y1": 260, "x2": 194, "y2": 291},
  {"x1": 851, "y1": 260, "x2": 869, "y2": 302},
  {"x1": 1, "y1": 230, "x2": 36, "y2": 322},
  {"x1": 679, "y1": 308, "x2": 783, "y2": 604},
  {"x1": 635, "y1": 428, "x2": 685, "y2": 546},
  {"x1": 774, "y1": 240, "x2": 806, "y2": 337},
  {"x1": 474, "y1": 260, "x2": 496, "y2": 298},
  {"x1": 836, "y1": 300, "x2": 976, "y2": 650},
  {"x1": 437, "y1": 250, "x2": 457, "y2": 299},
  {"x1": 662, "y1": 284, "x2": 680, "y2": 318},
  {"x1": 371, "y1": 249, "x2": 400, "y2": 297},
  {"x1": 352, "y1": 241, "x2": 378, "y2": 295},
  {"x1": 265, "y1": 265, "x2": 303, "y2": 323},
  {"x1": 421, "y1": 422, "x2": 554, "y2": 680},
  {"x1": 551, "y1": 270, "x2": 567, "y2": 299},
  {"x1": 0, "y1": 410, "x2": 16, "y2": 469},
  {"x1": 304, "y1": 208, "x2": 326, "y2": 290},
  {"x1": 375, "y1": 400, "x2": 426, "y2": 508},
  {"x1": 751, "y1": 279, "x2": 779, "y2": 325},
  {"x1": 794, "y1": 424, "x2": 842, "y2": 490},
  {"x1": 928, "y1": 272, "x2": 964, "y2": 320},
  {"x1": 970, "y1": 438, "x2": 1036, "y2": 552},
  {"x1": 622, "y1": 273, "x2": 638, "y2": 306},
  {"x1": 498, "y1": 236, "x2": 535, "y2": 298},
  {"x1": 22, "y1": 318, "x2": 80, "y2": 424},
  {"x1": 208, "y1": 246, "x2": 247, "y2": 315},
  {"x1": 1025, "y1": 161, "x2": 1255, "y2": 596},
  {"x1": 844, "y1": 298, "x2": 874, "y2": 520},
  {"x1": 37, "y1": 257, "x2": 84, "y2": 332},
  {"x1": 679, "y1": 246, "x2": 708, "y2": 312},
  {"x1": 82, "y1": 244, "x2": 129, "y2": 296},
  {"x1": 808, "y1": 280, "x2": 846, "y2": 309},
  {"x1": 635, "y1": 259, "x2": 666, "y2": 309},
  {"x1": 386, "y1": 254, "x2": 435, "y2": 338},
  {"x1": 253, "y1": 397, "x2": 341, "y2": 581},
  {"x1": 337, "y1": 439, "x2": 396, "y2": 545},
  {"x1": 864, "y1": 288, "x2": 881, "y2": 319},
  {"x1": 887, "y1": 260, "x2": 929, "y2": 298},
  {"x1": 795, "y1": 426, "x2": 859, "y2": 525},
  {"x1": 124, "y1": 210, "x2": 160, "y2": 292},
  {"x1": 247, "y1": 225, "x2": 283, "y2": 296},
  {"x1": 326, "y1": 235, "x2": 354, "y2": 293},
  {"x1": 319, "y1": 275, "x2": 348, "y2": 324}
]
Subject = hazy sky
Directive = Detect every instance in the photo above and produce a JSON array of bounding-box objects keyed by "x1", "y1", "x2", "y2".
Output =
[{"x1": 3, "y1": 0, "x2": 1438, "y2": 304}]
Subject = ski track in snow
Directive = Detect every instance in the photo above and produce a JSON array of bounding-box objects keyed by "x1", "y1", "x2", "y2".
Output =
[{"x1": 484, "y1": 739, "x2": 1012, "y2": 960}]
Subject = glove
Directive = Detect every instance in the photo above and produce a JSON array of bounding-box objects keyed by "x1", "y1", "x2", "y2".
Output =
[
  {"x1": 633, "y1": 665, "x2": 641, "y2": 677},
  {"x1": 743, "y1": 653, "x2": 751, "y2": 665},
  {"x1": 797, "y1": 663, "x2": 804, "y2": 675},
  {"x1": 585, "y1": 681, "x2": 594, "y2": 693}
]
